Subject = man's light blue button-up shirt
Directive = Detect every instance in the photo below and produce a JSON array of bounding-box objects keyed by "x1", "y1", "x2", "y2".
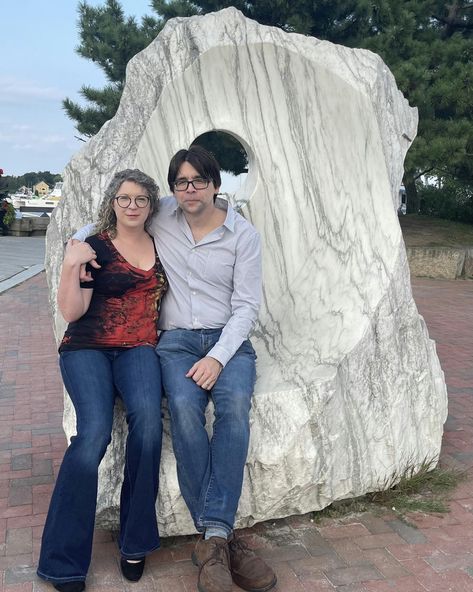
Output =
[{"x1": 148, "y1": 196, "x2": 261, "y2": 367}]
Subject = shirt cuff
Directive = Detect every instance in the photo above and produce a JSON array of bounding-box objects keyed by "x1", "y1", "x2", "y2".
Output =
[{"x1": 207, "y1": 343, "x2": 232, "y2": 368}]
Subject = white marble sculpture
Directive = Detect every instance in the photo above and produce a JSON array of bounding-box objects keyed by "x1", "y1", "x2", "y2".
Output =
[{"x1": 46, "y1": 7, "x2": 447, "y2": 535}]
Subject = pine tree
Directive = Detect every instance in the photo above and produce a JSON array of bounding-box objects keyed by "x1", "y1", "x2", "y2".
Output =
[
  {"x1": 63, "y1": 0, "x2": 162, "y2": 137},
  {"x1": 360, "y1": 0, "x2": 473, "y2": 212}
]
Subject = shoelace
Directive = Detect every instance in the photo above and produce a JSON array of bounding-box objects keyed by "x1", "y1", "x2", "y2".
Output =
[
  {"x1": 229, "y1": 536, "x2": 252, "y2": 556},
  {"x1": 200, "y1": 539, "x2": 230, "y2": 572}
]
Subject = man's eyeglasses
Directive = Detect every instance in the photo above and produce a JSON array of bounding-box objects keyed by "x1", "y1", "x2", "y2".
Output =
[
  {"x1": 114, "y1": 195, "x2": 150, "y2": 208},
  {"x1": 174, "y1": 177, "x2": 210, "y2": 191}
]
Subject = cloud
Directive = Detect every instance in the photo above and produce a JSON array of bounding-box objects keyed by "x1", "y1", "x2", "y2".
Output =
[
  {"x1": 0, "y1": 124, "x2": 70, "y2": 151},
  {"x1": 0, "y1": 76, "x2": 65, "y2": 103},
  {"x1": 11, "y1": 123, "x2": 33, "y2": 132}
]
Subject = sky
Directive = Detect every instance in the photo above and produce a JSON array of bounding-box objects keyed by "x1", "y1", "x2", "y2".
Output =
[{"x1": 1, "y1": 0, "x2": 153, "y2": 177}]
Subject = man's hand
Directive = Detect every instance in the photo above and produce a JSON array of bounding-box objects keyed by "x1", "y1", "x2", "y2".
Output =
[
  {"x1": 63, "y1": 239, "x2": 97, "y2": 267},
  {"x1": 186, "y1": 356, "x2": 222, "y2": 390},
  {"x1": 68, "y1": 238, "x2": 101, "y2": 281}
]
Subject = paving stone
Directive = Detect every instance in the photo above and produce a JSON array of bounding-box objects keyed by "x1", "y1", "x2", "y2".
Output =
[
  {"x1": 362, "y1": 576, "x2": 426, "y2": 591},
  {"x1": 386, "y1": 542, "x2": 439, "y2": 560},
  {"x1": 256, "y1": 542, "x2": 311, "y2": 563},
  {"x1": 0, "y1": 552, "x2": 33, "y2": 569},
  {"x1": 290, "y1": 553, "x2": 347, "y2": 573},
  {"x1": 8, "y1": 484, "x2": 32, "y2": 507},
  {"x1": 268, "y1": 562, "x2": 307, "y2": 592},
  {"x1": 4, "y1": 584, "x2": 34, "y2": 592},
  {"x1": 424, "y1": 550, "x2": 473, "y2": 572},
  {"x1": 361, "y1": 548, "x2": 410, "y2": 579},
  {"x1": 355, "y1": 533, "x2": 406, "y2": 550},
  {"x1": 330, "y1": 539, "x2": 368, "y2": 566},
  {"x1": 11, "y1": 455, "x2": 32, "y2": 471},
  {"x1": 318, "y1": 524, "x2": 371, "y2": 540},
  {"x1": 31, "y1": 459, "x2": 52, "y2": 477},
  {"x1": 147, "y1": 558, "x2": 196, "y2": 579},
  {"x1": 335, "y1": 585, "x2": 368, "y2": 592},
  {"x1": 299, "y1": 576, "x2": 336, "y2": 591},
  {"x1": 385, "y1": 519, "x2": 427, "y2": 544},
  {"x1": 6, "y1": 527, "x2": 32, "y2": 556},
  {"x1": 423, "y1": 569, "x2": 473, "y2": 592},
  {"x1": 10, "y1": 476, "x2": 53, "y2": 488},
  {"x1": 325, "y1": 565, "x2": 383, "y2": 586},
  {"x1": 358, "y1": 515, "x2": 394, "y2": 536},
  {"x1": 299, "y1": 529, "x2": 338, "y2": 557},
  {"x1": 4, "y1": 565, "x2": 38, "y2": 585},
  {"x1": 154, "y1": 575, "x2": 191, "y2": 592}
]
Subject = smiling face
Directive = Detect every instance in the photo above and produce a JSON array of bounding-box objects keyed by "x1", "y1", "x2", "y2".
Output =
[
  {"x1": 173, "y1": 161, "x2": 220, "y2": 219},
  {"x1": 112, "y1": 180, "x2": 151, "y2": 231}
]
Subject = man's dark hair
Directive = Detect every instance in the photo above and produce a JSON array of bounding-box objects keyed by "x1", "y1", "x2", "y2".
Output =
[{"x1": 167, "y1": 145, "x2": 221, "y2": 192}]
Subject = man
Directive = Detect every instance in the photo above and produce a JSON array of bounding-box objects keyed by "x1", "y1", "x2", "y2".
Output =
[{"x1": 76, "y1": 146, "x2": 276, "y2": 592}]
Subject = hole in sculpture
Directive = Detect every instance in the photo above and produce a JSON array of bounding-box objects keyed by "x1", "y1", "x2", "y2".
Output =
[{"x1": 191, "y1": 131, "x2": 249, "y2": 197}]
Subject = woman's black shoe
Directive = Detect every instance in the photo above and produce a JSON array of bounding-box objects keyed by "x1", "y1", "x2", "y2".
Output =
[
  {"x1": 53, "y1": 582, "x2": 85, "y2": 592},
  {"x1": 120, "y1": 557, "x2": 146, "y2": 582}
]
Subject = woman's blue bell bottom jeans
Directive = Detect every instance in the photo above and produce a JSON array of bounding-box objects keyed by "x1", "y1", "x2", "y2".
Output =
[{"x1": 37, "y1": 346, "x2": 163, "y2": 584}]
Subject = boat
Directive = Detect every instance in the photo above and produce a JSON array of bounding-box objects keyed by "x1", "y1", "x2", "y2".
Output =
[{"x1": 9, "y1": 182, "x2": 62, "y2": 217}]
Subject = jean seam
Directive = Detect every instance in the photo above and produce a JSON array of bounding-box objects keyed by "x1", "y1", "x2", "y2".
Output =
[
  {"x1": 120, "y1": 541, "x2": 161, "y2": 559},
  {"x1": 37, "y1": 569, "x2": 86, "y2": 583}
]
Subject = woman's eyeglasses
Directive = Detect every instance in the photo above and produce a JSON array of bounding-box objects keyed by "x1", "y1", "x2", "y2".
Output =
[{"x1": 114, "y1": 195, "x2": 150, "y2": 208}]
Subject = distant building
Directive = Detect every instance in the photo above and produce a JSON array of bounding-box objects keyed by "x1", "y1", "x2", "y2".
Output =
[
  {"x1": 17, "y1": 186, "x2": 33, "y2": 196},
  {"x1": 33, "y1": 181, "x2": 49, "y2": 196},
  {"x1": 48, "y1": 182, "x2": 63, "y2": 200}
]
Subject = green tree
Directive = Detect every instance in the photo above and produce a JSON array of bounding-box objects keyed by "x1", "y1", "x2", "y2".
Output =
[
  {"x1": 63, "y1": 0, "x2": 162, "y2": 137},
  {"x1": 360, "y1": 1, "x2": 473, "y2": 212},
  {"x1": 0, "y1": 169, "x2": 14, "y2": 234},
  {"x1": 2, "y1": 172, "x2": 63, "y2": 193},
  {"x1": 192, "y1": 132, "x2": 248, "y2": 176},
  {"x1": 0, "y1": 169, "x2": 8, "y2": 201}
]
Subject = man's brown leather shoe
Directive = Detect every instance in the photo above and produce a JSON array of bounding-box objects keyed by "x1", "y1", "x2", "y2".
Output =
[
  {"x1": 228, "y1": 533, "x2": 277, "y2": 592},
  {"x1": 192, "y1": 536, "x2": 232, "y2": 592}
]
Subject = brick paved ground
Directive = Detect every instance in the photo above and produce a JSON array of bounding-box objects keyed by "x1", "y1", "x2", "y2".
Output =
[{"x1": 1, "y1": 274, "x2": 472, "y2": 592}]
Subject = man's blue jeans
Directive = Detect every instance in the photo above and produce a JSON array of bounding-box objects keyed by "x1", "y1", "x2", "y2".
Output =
[
  {"x1": 156, "y1": 329, "x2": 256, "y2": 536},
  {"x1": 37, "y1": 346, "x2": 163, "y2": 584}
]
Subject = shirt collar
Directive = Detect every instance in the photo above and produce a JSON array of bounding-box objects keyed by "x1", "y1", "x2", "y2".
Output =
[{"x1": 218, "y1": 197, "x2": 235, "y2": 232}]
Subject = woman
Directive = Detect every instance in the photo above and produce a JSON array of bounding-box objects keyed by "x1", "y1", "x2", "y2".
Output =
[{"x1": 37, "y1": 170, "x2": 167, "y2": 592}]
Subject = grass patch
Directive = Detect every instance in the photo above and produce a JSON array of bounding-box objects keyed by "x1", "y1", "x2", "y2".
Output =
[
  {"x1": 312, "y1": 460, "x2": 466, "y2": 523},
  {"x1": 400, "y1": 214, "x2": 473, "y2": 248}
]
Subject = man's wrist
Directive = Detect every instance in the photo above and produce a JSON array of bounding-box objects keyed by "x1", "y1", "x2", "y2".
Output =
[{"x1": 207, "y1": 356, "x2": 223, "y2": 369}]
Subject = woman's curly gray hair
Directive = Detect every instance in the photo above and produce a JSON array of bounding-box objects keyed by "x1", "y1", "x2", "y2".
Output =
[{"x1": 96, "y1": 169, "x2": 160, "y2": 238}]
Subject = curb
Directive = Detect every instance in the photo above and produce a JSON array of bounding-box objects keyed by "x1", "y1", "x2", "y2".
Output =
[{"x1": 0, "y1": 263, "x2": 45, "y2": 294}]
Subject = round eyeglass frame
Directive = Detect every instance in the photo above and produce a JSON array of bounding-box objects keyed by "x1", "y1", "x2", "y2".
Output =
[{"x1": 114, "y1": 195, "x2": 150, "y2": 208}]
